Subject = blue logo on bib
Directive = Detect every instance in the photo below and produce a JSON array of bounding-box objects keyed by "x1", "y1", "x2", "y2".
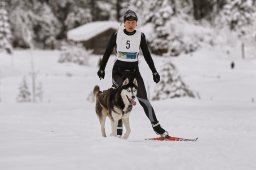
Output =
[
  {"x1": 118, "y1": 52, "x2": 138, "y2": 60},
  {"x1": 126, "y1": 52, "x2": 137, "y2": 59}
]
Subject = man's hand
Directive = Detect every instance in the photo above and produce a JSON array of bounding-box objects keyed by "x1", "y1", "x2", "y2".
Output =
[
  {"x1": 153, "y1": 72, "x2": 160, "y2": 83},
  {"x1": 97, "y1": 69, "x2": 105, "y2": 79}
]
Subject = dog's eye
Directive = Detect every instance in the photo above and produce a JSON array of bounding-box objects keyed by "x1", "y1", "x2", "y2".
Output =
[{"x1": 127, "y1": 89, "x2": 131, "y2": 92}]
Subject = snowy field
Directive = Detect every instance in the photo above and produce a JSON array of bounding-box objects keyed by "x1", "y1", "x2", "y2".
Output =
[{"x1": 0, "y1": 49, "x2": 256, "y2": 170}]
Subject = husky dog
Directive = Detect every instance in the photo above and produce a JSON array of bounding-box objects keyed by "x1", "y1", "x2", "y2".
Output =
[{"x1": 93, "y1": 78, "x2": 138, "y2": 139}]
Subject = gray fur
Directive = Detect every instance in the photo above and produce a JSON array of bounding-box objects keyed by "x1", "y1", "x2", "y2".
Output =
[{"x1": 93, "y1": 78, "x2": 138, "y2": 139}]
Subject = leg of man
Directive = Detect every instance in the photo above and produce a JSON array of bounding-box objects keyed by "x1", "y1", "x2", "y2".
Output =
[
  {"x1": 135, "y1": 72, "x2": 168, "y2": 136},
  {"x1": 135, "y1": 72, "x2": 158, "y2": 124}
]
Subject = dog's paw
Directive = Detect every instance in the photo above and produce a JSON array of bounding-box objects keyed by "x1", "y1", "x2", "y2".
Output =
[{"x1": 122, "y1": 134, "x2": 129, "y2": 140}]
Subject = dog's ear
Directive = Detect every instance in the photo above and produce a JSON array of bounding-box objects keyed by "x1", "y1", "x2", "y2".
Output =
[
  {"x1": 133, "y1": 78, "x2": 138, "y2": 87},
  {"x1": 123, "y1": 78, "x2": 129, "y2": 86}
]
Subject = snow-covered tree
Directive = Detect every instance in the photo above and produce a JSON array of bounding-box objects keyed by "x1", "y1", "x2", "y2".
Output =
[
  {"x1": 215, "y1": 0, "x2": 256, "y2": 32},
  {"x1": 35, "y1": 82, "x2": 43, "y2": 103},
  {"x1": 17, "y1": 77, "x2": 31, "y2": 103},
  {"x1": 152, "y1": 62, "x2": 195, "y2": 100},
  {"x1": 33, "y1": 2, "x2": 62, "y2": 49},
  {"x1": 4, "y1": 0, "x2": 254, "y2": 52},
  {"x1": 59, "y1": 42, "x2": 92, "y2": 65},
  {"x1": 9, "y1": 1, "x2": 60, "y2": 48},
  {"x1": 48, "y1": 0, "x2": 94, "y2": 40},
  {"x1": 9, "y1": 8, "x2": 31, "y2": 48},
  {"x1": 212, "y1": 0, "x2": 256, "y2": 56},
  {"x1": 130, "y1": 0, "x2": 203, "y2": 56},
  {"x1": 129, "y1": 0, "x2": 173, "y2": 55},
  {"x1": 8, "y1": 0, "x2": 63, "y2": 49},
  {"x1": 64, "y1": 6, "x2": 91, "y2": 30},
  {"x1": 95, "y1": 1, "x2": 114, "y2": 21},
  {"x1": 0, "y1": 0, "x2": 12, "y2": 54}
]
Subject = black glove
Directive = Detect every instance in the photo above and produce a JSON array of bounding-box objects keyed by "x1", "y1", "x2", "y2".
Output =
[
  {"x1": 97, "y1": 69, "x2": 105, "y2": 79},
  {"x1": 153, "y1": 72, "x2": 160, "y2": 83}
]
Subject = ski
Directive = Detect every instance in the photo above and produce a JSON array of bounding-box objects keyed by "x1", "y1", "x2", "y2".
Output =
[{"x1": 145, "y1": 136, "x2": 198, "y2": 142}]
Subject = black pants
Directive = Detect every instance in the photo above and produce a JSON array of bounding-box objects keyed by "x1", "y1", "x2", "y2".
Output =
[{"x1": 112, "y1": 60, "x2": 158, "y2": 135}]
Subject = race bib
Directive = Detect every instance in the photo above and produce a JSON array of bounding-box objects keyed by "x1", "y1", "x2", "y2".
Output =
[{"x1": 116, "y1": 30, "x2": 141, "y2": 62}]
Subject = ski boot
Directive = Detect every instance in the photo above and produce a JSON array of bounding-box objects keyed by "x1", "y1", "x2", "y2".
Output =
[{"x1": 152, "y1": 122, "x2": 169, "y2": 138}]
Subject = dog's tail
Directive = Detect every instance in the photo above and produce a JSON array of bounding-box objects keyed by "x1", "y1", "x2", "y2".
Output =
[{"x1": 93, "y1": 85, "x2": 100, "y2": 96}]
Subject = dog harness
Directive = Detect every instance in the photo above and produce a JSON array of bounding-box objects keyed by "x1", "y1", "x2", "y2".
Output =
[
  {"x1": 116, "y1": 29, "x2": 141, "y2": 62},
  {"x1": 113, "y1": 105, "x2": 132, "y2": 115}
]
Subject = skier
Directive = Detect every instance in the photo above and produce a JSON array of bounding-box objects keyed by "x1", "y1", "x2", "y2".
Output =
[{"x1": 97, "y1": 10, "x2": 169, "y2": 137}]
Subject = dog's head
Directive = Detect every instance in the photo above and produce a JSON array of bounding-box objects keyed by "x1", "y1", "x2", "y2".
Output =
[{"x1": 120, "y1": 78, "x2": 138, "y2": 106}]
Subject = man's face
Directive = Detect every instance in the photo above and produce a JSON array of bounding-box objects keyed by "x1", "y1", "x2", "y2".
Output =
[{"x1": 124, "y1": 20, "x2": 137, "y2": 32}]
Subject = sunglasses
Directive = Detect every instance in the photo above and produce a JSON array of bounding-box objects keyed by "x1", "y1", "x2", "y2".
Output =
[{"x1": 125, "y1": 13, "x2": 137, "y2": 18}]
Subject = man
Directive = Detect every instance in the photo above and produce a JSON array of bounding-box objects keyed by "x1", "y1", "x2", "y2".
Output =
[{"x1": 97, "y1": 10, "x2": 169, "y2": 137}]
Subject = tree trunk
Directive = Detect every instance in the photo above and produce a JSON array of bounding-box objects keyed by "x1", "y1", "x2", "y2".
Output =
[
  {"x1": 116, "y1": 0, "x2": 121, "y2": 21},
  {"x1": 89, "y1": 0, "x2": 97, "y2": 21},
  {"x1": 192, "y1": 0, "x2": 214, "y2": 20}
]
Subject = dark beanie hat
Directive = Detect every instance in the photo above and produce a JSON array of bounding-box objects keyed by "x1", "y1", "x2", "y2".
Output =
[{"x1": 123, "y1": 10, "x2": 138, "y2": 22}]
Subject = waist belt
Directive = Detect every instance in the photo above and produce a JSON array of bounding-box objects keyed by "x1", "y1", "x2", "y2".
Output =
[{"x1": 116, "y1": 51, "x2": 138, "y2": 61}]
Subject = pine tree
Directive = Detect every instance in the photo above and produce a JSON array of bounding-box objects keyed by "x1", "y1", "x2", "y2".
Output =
[
  {"x1": 17, "y1": 77, "x2": 31, "y2": 103},
  {"x1": 35, "y1": 82, "x2": 43, "y2": 102},
  {"x1": 9, "y1": 0, "x2": 62, "y2": 49},
  {"x1": 0, "y1": 0, "x2": 12, "y2": 54},
  {"x1": 152, "y1": 62, "x2": 195, "y2": 100},
  {"x1": 130, "y1": 0, "x2": 173, "y2": 55},
  {"x1": 215, "y1": 0, "x2": 256, "y2": 32},
  {"x1": 59, "y1": 41, "x2": 92, "y2": 65},
  {"x1": 34, "y1": 2, "x2": 61, "y2": 49},
  {"x1": 10, "y1": 1, "x2": 39, "y2": 48},
  {"x1": 130, "y1": 0, "x2": 199, "y2": 56},
  {"x1": 64, "y1": 5, "x2": 92, "y2": 30}
]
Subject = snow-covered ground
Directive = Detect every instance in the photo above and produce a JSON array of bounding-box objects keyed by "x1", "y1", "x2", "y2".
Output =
[{"x1": 0, "y1": 48, "x2": 256, "y2": 170}]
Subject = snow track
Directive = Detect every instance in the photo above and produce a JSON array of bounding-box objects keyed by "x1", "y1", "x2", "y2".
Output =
[{"x1": 0, "y1": 50, "x2": 256, "y2": 170}]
